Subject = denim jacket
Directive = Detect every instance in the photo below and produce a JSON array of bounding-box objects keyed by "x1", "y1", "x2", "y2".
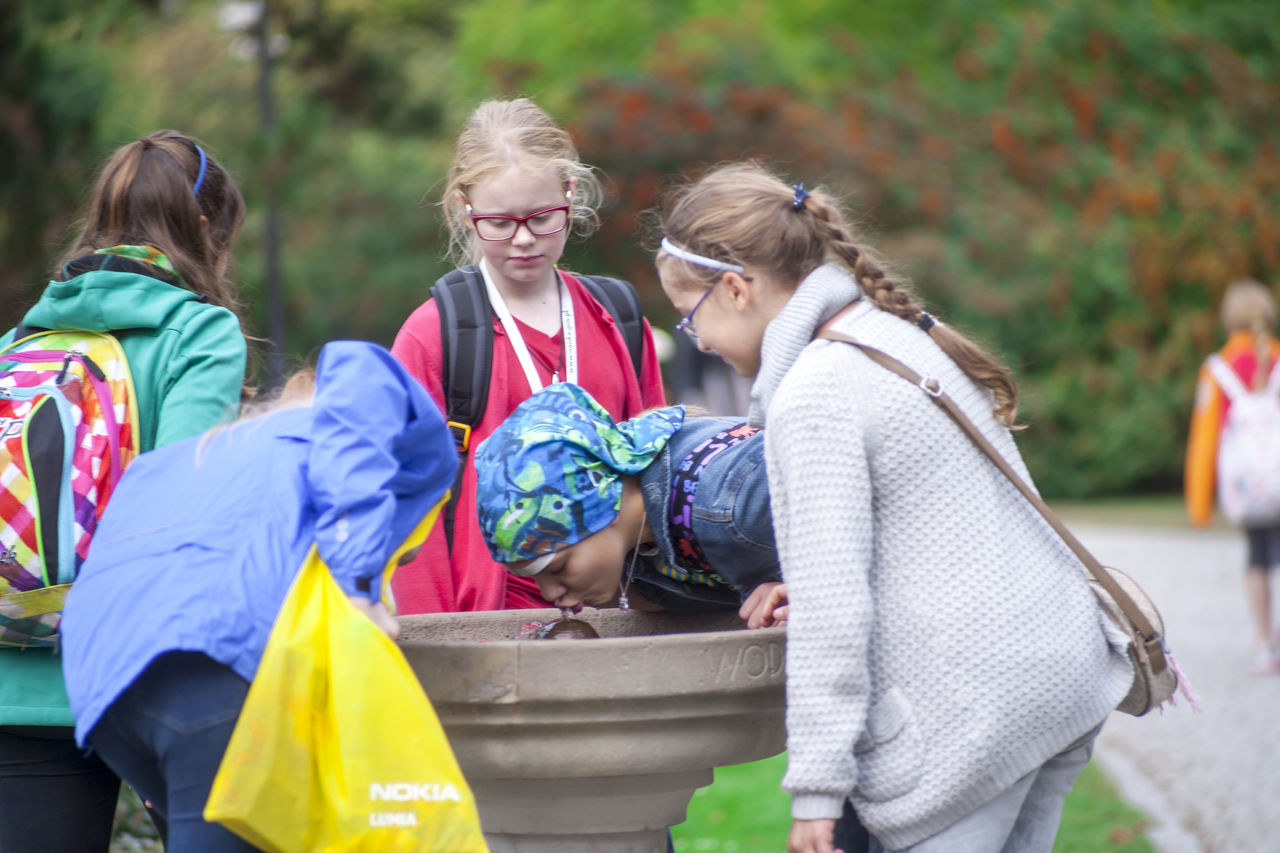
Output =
[{"x1": 632, "y1": 417, "x2": 779, "y2": 613}]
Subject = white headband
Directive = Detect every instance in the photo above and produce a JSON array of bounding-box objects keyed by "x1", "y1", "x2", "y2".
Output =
[
  {"x1": 508, "y1": 551, "x2": 556, "y2": 577},
  {"x1": 659, "y1": 237, "x2": 745, "y2": 274}
]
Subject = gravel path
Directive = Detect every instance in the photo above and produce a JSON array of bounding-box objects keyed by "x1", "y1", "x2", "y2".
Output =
[{"x1": 1076, "y1": 524, "x2": 1280, "y2": 853}]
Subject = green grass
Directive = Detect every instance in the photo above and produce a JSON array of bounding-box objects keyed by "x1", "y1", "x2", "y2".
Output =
[
  {"x1": 673, "y1": 754, "x2": 1154, "y2": 853},
  {"x1": 110, "y1": 786, "x2": 162, "y2": 853},
  {"x1": 673, "y1": 754, "x2": 791, "y2": 852},
  {"x1": 1054, "y1": 762, "x2": 1154, "y2": 853}
]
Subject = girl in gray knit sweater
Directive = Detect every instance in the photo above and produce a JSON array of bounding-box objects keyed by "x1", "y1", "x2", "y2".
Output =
[{"x1": 654, "y1": 163, "x2": 1133, "y2": 853}]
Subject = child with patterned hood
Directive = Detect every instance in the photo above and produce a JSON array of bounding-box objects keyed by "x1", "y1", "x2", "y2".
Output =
[{"x1": 475, "y1": 383, "x2": 783, "y2": 620}]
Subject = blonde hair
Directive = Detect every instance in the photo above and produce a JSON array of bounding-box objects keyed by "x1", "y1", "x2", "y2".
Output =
[
  {"x1": 197, "y1": 367, "x2": 316, "y2": 461},
  {"x1": 58, "y1": 130, "x2": 246, "y2": 320},
  {"x1": 237, "y1": 368, "x2": 317, "y2": 420},
  {"x1": 440, "y1": 98, "x2": 602, "y2": 267},
  {"x1": 1220, "y1": 278, "x2": 1277, "y2": 390},
  {"x1": 658, "y1": 162, "x2": 1020, "y2": 425}
]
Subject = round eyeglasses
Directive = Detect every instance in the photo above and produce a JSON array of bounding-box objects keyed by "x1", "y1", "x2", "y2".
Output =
[{"x1": 466, "y1": 191, "x2": 572, "y2": 242}]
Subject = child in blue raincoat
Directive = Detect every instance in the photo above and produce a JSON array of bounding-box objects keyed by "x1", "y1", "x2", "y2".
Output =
[{"x1": 60, "y1": 341, "x2": 456, "y2": 851}]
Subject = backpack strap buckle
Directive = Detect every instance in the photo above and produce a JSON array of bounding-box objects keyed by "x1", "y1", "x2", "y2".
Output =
[{"x1": 446, "y1": 421, "x2": 472, "y2": 453}]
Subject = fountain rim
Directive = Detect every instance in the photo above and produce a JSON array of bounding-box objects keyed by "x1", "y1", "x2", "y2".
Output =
[{"x1": 397, "y1": 607, "x2": 786, "y2": 649}]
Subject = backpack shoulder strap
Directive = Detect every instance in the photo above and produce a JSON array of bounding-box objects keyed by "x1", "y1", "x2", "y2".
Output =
[
  {"x1": 577, "y1": 274, "x2": 645, "y2": 380},
  {"x1": 431, "y1": 266, "x2": 494, "y2": 451},
  {"x1": 431, "y1": 266, "x2": 494, "y2": 552},
  {"x1": 1, "y1": 325, "x2": 38, "y2": 354},
  {"x1": 1206, "y1": 354, "x2": 1249, "y2": 402}
]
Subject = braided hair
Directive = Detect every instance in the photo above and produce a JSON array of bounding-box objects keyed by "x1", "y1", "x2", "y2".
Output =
[{"x1": 658, "y1": 162, "x2": 1019, "y2": 425}]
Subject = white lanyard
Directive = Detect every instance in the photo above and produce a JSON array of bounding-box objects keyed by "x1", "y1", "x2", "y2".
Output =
[{"x1": 480, "y1": 260, "x2": 577, "y2": 392}]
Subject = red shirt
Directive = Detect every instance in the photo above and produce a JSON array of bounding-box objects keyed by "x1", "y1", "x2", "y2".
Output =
[{"x1": 390, "y1": 270, "x2": 667, "y2": 613}]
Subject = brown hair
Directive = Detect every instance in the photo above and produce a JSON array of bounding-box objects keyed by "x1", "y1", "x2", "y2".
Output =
[
  {"x1": 1220, "y1": 278, "x2": 1277, "y2": 390},
  {"x1": 658, "y1": 162, "x2": 1020, "y2": 425},
  {"x1": 440, "y1": 98, "x2": 602, "y2": 267},
  {"x1": 57, "y1": 130, "x2": 246, "y2": 320}
]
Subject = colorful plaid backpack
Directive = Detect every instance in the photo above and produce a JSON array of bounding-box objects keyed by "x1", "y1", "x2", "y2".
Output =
[{"x1": 0, "y1": 329, "x2": 140, "y2": 649}]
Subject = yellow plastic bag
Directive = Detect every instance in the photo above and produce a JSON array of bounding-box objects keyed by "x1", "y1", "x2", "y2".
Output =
[{"x1": 204, "y1": 537, "x2": 488, "y2": 852}]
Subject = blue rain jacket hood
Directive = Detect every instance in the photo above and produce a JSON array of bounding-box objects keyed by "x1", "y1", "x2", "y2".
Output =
[{"x1": 61, "y1": 341, "x2": 456, "y2": 745}]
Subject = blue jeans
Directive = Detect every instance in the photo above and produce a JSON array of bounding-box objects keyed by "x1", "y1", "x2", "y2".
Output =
[
  {"x1": 870, "y1": 724, "x2": 1102, "y2": 853},
  {"x1": 90, "y1": 651, "x2": 259, "y2": 852},
  {"x1": 835, "y1": 796, "x2": 872, "y2": 852}
]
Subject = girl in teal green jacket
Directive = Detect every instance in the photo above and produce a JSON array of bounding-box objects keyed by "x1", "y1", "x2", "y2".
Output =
[{"x1": 0, "y1": 130, "x2": 249, "y2": 852}]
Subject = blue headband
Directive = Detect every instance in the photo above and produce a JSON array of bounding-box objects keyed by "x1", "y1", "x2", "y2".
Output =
[{"x1": 192, "y1": 145, "x2": 208, "y2": 196}]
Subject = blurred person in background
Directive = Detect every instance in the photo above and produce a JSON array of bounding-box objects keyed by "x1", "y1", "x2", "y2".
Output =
[{"x1": 1185, "y1": 278, "x2": 1280, "y2": 675}]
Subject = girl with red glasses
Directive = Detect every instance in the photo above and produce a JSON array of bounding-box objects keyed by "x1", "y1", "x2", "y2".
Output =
[{"x1": 389, "y1": 98, "x2": 666, "y2": 615}]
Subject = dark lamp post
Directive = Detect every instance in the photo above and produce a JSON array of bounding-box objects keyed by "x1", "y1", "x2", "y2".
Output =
[{"x1": 219, "y1": 0, "x2": 286, "y2": 386}]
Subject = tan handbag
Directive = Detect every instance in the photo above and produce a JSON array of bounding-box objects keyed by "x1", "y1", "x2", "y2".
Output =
[{"x1": 819, "y1": 330, "x2": 1192, "y2": 716}]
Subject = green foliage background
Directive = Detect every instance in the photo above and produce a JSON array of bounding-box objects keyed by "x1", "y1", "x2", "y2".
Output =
[{"x1": 3, "y1": 0, "x2": 1278, "y2": 497}]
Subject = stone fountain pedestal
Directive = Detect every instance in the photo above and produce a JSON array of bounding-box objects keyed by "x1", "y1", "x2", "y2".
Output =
[{"x1": 398, "y1": 608, "x2": 786, "y2": 853}]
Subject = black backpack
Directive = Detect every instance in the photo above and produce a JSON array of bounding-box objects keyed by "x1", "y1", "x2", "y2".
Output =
[{"x1": 431, "y1": 265, "x2": 646, "y2": 548}]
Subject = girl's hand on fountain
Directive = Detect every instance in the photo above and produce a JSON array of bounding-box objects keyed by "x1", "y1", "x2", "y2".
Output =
[
  {"x1": 788, "y1": 817, "x2": 841, "y2": 853},
  {"x1": 348, "y1": 595, "x2": 401, "y2": 640},
  {"x1": 740, "y1": 582, "x2": 789, "y2": 628}
]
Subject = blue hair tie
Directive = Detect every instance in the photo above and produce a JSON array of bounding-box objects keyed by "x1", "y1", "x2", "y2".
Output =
[
  {"x1": 791, "y1": 183, "x2": 810, "y2": 211},
  {"x1": 192, "y1": 145, "x2": 208, "y2": 196}
]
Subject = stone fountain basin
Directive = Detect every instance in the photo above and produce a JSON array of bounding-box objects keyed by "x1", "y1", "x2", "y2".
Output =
[
  {"x1": 398, "y1": 608, "x2": 786, "y2": 779},
  {"x1": 397, "y1": 608, "x2": 786, "y2": 850}
]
